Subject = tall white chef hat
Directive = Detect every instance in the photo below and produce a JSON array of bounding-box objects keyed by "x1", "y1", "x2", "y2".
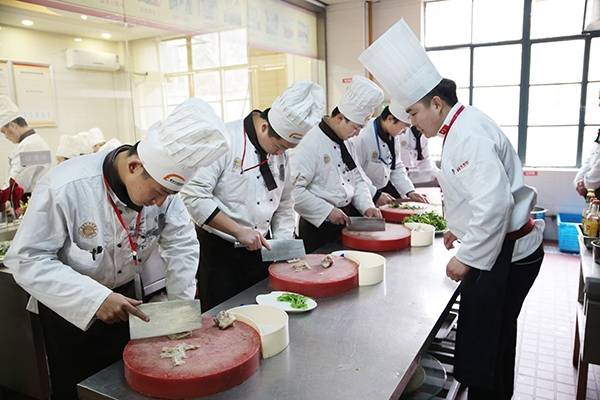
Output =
[
  {"x1": 76, "y1": 131, "x2": 94, "y2": 154},
  {"x1": 388, "y1": 99, "x2": 411, "y2": 124},
  {"x1": 98, "y1": 138, "x2": 122, "y2": 152},
  {"x1": 138, "y1": 97, "x2": 229, "y2": 192},
  {"x1": 88, "y1": 127, "x2": 105, "y2": 146},
  {"x1": 268, "y1": 80, "x2": 325, "y2": 144},
  {"x1": 338, "y1": 75, "x2": 384, "y2": 125},
  {"x1": 56, "y1": 134, "x2": 88, "y2": 159},
  {"x1": 0, "y1": 96, "x2": 23, "y2": 127},
  {"x1": 359, "y1": 19, "x2": 442, "y2": 109}
]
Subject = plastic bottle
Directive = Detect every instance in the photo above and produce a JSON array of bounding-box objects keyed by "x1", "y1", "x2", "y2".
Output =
[
  {"x1": 584, "y1": 201, "x2": 600, "y2": 237},
  {"x1": 584, "y1": 189, "x2": 596, "y2": 221}
]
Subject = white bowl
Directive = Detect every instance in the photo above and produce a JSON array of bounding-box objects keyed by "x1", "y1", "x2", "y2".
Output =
[
  {"x1": 227, "y1": 304, "x2": 289, "y2": 359},
  {"x1": 330, "y1": 250, "x2": 385, "y2": 286},
  {"x1": 404, "y1": 222, "x2": 435, "y2": 247}
]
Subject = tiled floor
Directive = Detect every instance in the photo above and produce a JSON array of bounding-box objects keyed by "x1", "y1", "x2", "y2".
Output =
[{"x1": 513, "y1": 245, "x2": 600, "y2": 400}]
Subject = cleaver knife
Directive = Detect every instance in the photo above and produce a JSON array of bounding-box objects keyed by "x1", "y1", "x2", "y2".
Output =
[
  {"x1": 260, "y1": 239, "x2": 306, "y2": 262},
  {"x1": 347, "y1": 217, "x2": 386, "y2": 231},
  {"x1": 129, "y1": 299, "x2": 202, "y2": 340}
]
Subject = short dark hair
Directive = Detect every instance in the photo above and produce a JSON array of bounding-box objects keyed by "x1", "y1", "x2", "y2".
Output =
[
  {"x1": 260, "y1": 108, "x2": 283, "y2": 139},
  {"x1": 419, "y1": 78, "x2": 458, "y2": 107},
  {"x1": 12, "y1": 117, "x2": 28, "y2": 128},
  {"x1": 126, "y1": 142, "x2": 151, "y2": 178},
  {"x1": 127, "y1": 141, "x2": 140, "y2": 156},
  {"x1": 331, "y1": 106, "x2": 352, "y2": 123},
  {"x1": 379, "y1": 106, "x2": 398, "y2": 122}
]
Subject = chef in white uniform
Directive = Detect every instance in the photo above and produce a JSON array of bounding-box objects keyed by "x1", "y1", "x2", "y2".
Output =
[
  {"x1": 292, "y1": 75, "x2": 384, "y2": 252},
  {"x1": 360, "y1": 19, "x2": 545, "y2": 400},
  {"x1": 5, "y1": 98, "x2": 229, "y2": 400},
  {"x1": 574, "y1": 90, "x2": 600, "y2": 196},
  {"x1": 56, "y1": 134, "x2": 89, "y2": 164},
  {"x1": 0, "y1": 95, "x2": 51, "y2": 195},
  {"x1": 78, "y1": 127, "x2": 106, "y2": 153},
  {"x1": 399, "y1": 125, "x2": 440, "y2": 185},
  {"x1": 350, "y1": 99, "x2": 426, "y2": 206},
  {"x1": 180, "y1": 81, "x2": 324, "y2": 311}
]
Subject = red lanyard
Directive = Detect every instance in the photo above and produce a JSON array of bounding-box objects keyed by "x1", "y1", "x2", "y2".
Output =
[
  {"x1": 440, "y1": 105, "x2": 465, "y2": 147},
  {"x1": 103, "y1": 178, "x2": 142, "y2": 265},
  {"x1": 240, "y1": 129, "x2": 268, "y2": 174}
]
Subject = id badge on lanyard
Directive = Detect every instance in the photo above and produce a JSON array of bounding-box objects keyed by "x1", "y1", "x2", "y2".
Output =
[{"x1": 103, "y1": 178, "x2": 143, "y2": 266}]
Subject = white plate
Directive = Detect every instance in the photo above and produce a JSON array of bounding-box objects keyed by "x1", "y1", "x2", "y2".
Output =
[{"x1": 256, "y1": 291, "x2": 317, "y2": 313}]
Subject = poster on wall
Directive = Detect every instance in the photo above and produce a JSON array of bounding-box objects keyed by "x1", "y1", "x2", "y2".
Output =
[
  {"x1": 0, "y1": 61, "x2": 12, "y2": 97},
  {"x1": 12, "y1": 63, "x2": 56, "y2": 128},
  {"x1": 21, "y1": 0, "x2": 245, "y2": 34},
  {"x1": 247, "y1": 0, "x2": 318, "y2": 59}
]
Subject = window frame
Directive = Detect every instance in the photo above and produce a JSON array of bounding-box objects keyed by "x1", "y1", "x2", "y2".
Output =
[
  {"x1": 161, "y1": 32, "x2": 250, "y2": 122},
  {"x1": 424, "y1": 0, "x2": 600, "y2": 168}
]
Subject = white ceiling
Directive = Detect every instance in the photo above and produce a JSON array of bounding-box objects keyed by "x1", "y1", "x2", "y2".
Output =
[{"x1": 0, "y1": 0, "x2": 170, "y2": 41}]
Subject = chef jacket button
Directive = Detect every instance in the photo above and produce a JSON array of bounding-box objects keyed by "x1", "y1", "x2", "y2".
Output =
[
  {"x1": 342, "y1": 183, "x2": 345, "y2": 186},
  {"x1": 256, "y1": 176, "x2": 260, "y2": 179},
  {"x1": 257, "y1": 201, "x2": 260, "y2": 205},
  {"x1": 254, "y1": 150, "x2": 258, "y2": 154},
  {"x1": 266, "y1": 219, "x2": 270, "y2": 223},
  {"x1": 270, "y1": 199, "x2": 273, "y2": 202},
  {"x1": 117, "y1": 243, "x2": 122, "y2": 248},
  {"x1": 337, "y1": 164, "x2": 341, "y2": 167},
  {"x1": 333, "y1": 146, "x2": 337, "y2": 149},
  {"x1": 347, "y1": 179, "x2": 350, "y2": 182},
  {"x1": 254, "y1": 226, "x2": 257, "y2": 229},
  {"x1": 117, "y1": 270, "x2": 122, "y2": 274}
]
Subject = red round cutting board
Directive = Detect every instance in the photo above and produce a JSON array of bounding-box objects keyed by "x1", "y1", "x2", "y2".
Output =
[
  {"x1": 123, "y1": 316, "x2": 261, "y2": 399},
  {"x1": 341, "y1": 223, "x2": 411, "y2": 252},
  {"x1": 269, "y1": 254, "x2": 359, "y2": 297}
]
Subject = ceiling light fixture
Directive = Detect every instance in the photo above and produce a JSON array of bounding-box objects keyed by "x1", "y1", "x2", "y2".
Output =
[
  {"x1": 80, "y1": 15, "x2": 88, "y2": 20},
  {"x1": 21, "y1": 20, "x2": 34, "y2": 27},
  {"x1": 101, "y1": 32, "x2": 111, "y2": 39},
  {"x1": 74, "y1": 38, "x2": 82, "y2": 42}
]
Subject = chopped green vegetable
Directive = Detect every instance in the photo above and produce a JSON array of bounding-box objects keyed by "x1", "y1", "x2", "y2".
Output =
[
  {"x1": 277, "y1": 293, "x2": 308, "y2": 309},
  {"x1": 390, "y1": 203, "x2": 423, "y2": 210},
  {"x1": 404, "y1": 212, "x2": 448, "y2": 231}
]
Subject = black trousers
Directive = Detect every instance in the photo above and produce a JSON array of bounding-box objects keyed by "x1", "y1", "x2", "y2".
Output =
[
  {"x1": 298, "y1": 204, "x2": 361, "y2": 253},
  {"x1": 456, "y1": 244, "x2": 544, "y2": 400},
  {"x1": 196, "y1": 227, "x2": 269, "y2": 312},
  {"x1": 38, "y1": 282, "x2": 134, "y2": 400}
]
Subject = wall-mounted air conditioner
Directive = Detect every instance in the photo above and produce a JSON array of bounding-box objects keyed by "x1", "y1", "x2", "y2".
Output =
[{"x1": 65, "y1": 48, "x2": 120, "y2": 72}]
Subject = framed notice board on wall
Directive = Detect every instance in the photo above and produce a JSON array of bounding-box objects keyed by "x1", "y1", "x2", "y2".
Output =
[
  {"x1": 12, "y1": 63, "x2": 56, "y2": 128},
  {"x1": 0, "y1": 61, "x2": 12, "y2": 97}
]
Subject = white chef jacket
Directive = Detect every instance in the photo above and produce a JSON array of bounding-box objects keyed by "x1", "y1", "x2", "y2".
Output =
[
  {"x1": 180, "y1": 119, "x2": 295, "y2": 242},
  {"x1": 291, "y1": 122, "x2": 376, "y2": 228},
  {"x1": 350, "y1": 118, "x2": 415, "y2": 196},
  {"x1": 574, "y1": 141, "x2": 600, "y2": 190},
  {"x1": 7, "y1": 132, "x2": 51, "y2": 192},
  {"x1": 399, "y1": 127, "x2": 439, "y2": 184},
  {"x1": 438, "y1": 103, "x2": 544, "y2": 271},
  {"x1": 4, "y1": 150, "x2": 199, "y2": 331}
]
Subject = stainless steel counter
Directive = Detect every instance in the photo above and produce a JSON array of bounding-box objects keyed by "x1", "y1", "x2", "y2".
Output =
[
  {"x1": 78, "y1": 239, "x2": 459, "y2": 400},
  {"x1": 578, "y1": 236, "x2": 600, "y2": 301}
]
